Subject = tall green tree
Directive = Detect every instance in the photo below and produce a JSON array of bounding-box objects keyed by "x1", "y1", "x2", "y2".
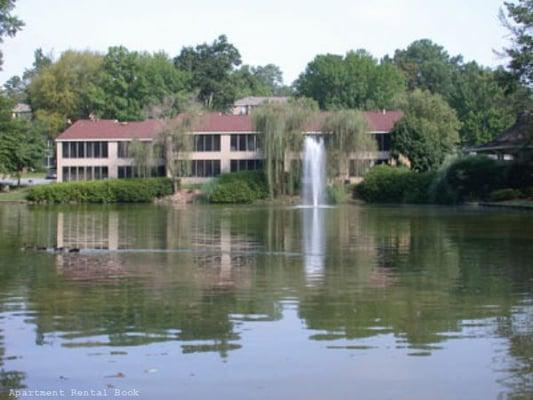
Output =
[
  {"x1": 391, "y1": 89, "x2": 461, "y2": 172},
  {"x1": 233, "y1": 64, "x2": 286, "y2": 98},
  {"x1": 449, "y1": 62, "x2": 517, "y2": 145},
  {"x1": 27, "y1": 50, "x2": 104, "y2": 125},
  {"x1": 0, "y1": 95, "x2": 43, "y2": 183},
  {"x1": 0, "y1": 0, "x2": 24, "y2": 69},
  {"x1": 295, "y1": 50, "x2": 406, "y2": 110},
  {"x1": 98, "y1": 47, "x2": 190, "y2": 120},
  {"x1": 174, "y1": 35, "x2": 242, "y2": 110},
  {"x1": 390, "y1": 39, "x2": 462, "y2": 99},
  {"x1": 500, "y1": 0, "x2": 533, "y2": 86}
]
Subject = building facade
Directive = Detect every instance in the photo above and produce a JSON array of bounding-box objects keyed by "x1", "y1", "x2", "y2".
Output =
[{"x1": 55, "y1": 111, "x2": 402, "y2": 183}]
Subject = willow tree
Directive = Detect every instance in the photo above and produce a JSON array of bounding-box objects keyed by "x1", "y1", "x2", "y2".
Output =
[
  {"x1": 253, "y1": 98, "x2": 317, "y2": 198},
  {"x1": 129, "y1": 139, "x2": 154, "y2": 177},
  {"x1": 322, "y1": 110, "x2": 376, "y2": 179},
  {"x1": 157, "y1": 114, "x2": 200, "y2": 192}
]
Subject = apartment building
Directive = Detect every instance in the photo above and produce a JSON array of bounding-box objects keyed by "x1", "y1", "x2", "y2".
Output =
[{"x1": 55, "y1": 111, "x2": 402, "y2": 183}]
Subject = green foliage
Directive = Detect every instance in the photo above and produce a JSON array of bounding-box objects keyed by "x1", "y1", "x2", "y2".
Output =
[
  {"x1": 439, "y1": 156, "x2": 508, "y2": 202},
  {"x1": 233, "y1": 64, "x2": 287, "y2": 98},
  {"x1": 98, "y1": 47, "x2": 189, "y2": 120},
  {"x1": 0, "y1": 0, "x2": 24, "y2": 68},
  {"x1": 27, "y1": 50, "x2": 104, "y2": 127},
  {"x1": 489, "y1": 188, "x2": 522, "y2": 202},
  {"x1": 295, "y1": 50, "x2": 406, "y2": 110},
  {"x1": 326, "y1": 184, "x2": 349, "y2": 204},
  {"x1": 253, "y1": 99, "x2": 316, "y2": 198},
  {"x1": 26, "y1": 178, "x2": 173, "y2": 203},
  {"x1": 501, "y1": 0, "x2": 533, "y2": 86},
  {"x1": 356, "y1": 165, "x2": 434, "y2": 204},
  {"x1": 391, "y1": 89, "x2": 461, "y2": 172},
  {"x1": 391, "y1": 39, "x2": 461, "y2": 98},
  {"x1": 322, "y1": 110, "x2": 376, "y2": 178},
  {"x1": 174, "y1": 35, "x2": 241, "y2": 110},
  {"x1": 208, "y1": 170, "x2": 268, "y2": 204},
  {"x1": 449, "y1": 62, "x2": 517, "y2": 145},
  {"x1": 0, "y1": 95, "x2": 44, "y2": 179}
]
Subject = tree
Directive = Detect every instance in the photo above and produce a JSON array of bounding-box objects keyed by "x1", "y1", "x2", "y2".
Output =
[
  {"x1": 156, "y1": 102, "x2": 203, "y2": 192},
  {"x1": 391, "y1": 90, "x2": 461, "y2": 172},
  {"x1": 449, "y1": 62, "x2": 517, "y2": 145},
  {"x1": 3, "y1": 74, "x2": 25, "y2": 102},
  {"x1": 22, "y1": 48, "x2": 52, "y2": 81},
  {"x1": 0, "y1": 95, "x2": 43, "y2": 184},
  {"x1": 0, "y1": 0, "x2": 24, "y2": 69},
  {"x1": 391, "y1": 39, "x2": 462, "y2": 99},
  {"x1": 233, "y1": 64, "x2": 286, "y2": 98},
  {"x1": 253, "y1": 98, "x2": 318, "y2": 197},
  {"x1": 174, "y1": 35, "x2": 241, "y2": 110},
  {"x1": 27, "y1": 50, "x2": 104, "y2": 127},
  {"x1": 500, "y1": 0, "x2": 533, "y2": 86},
  {"x1": 98, "y1": 47, "x2": 189, "y2": 121},
  {"x1": 322, "y1": 110, "x2": 376, "y2": 178},
  {"x1": 295, "y1": 50, "x2": 406, "y2": 110}
]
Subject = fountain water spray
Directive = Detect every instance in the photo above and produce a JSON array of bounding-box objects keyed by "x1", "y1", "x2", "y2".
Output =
[{"x1": 302, "y1": 136, "x2": 327, "y2": 207}]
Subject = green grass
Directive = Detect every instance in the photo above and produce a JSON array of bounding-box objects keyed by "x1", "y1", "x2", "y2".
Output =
[{"x1": 0, "y1": 188, "x2": 28, "y2": 202}]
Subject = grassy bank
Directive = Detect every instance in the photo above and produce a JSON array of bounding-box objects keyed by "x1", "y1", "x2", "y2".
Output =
[{"x1": 0, "y1": 188, "x2": 29, "y2": 202}]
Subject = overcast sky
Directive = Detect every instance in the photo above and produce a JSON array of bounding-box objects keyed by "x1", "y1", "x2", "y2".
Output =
[{"x1": 0, "y1": 0, "x2": 511, "y2": 86}]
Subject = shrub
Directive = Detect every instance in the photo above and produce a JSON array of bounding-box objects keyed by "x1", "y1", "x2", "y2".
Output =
[
  {"x1": 208, "y1": 170, "x2": 269, "y2": 204},
  {"x1": 522, "y1": 187, "x2": 533, "y2": 198},
  {"x1": 27, "y1": 178, "x2": 173, "y2": 203},
  {"x1": 327, "y1": 184, "x2": 349, "y2": 204},
  {"x1": 489, "y1": 188, "x2": 522, "y2": 202},
  {"x1": 356, "y1": 165, "x2": 434, "y2": 204},
  {"x1": 209, "y1": 180, "x2": 257, "y2": 203},
  {"x1": 441, "y1": 156, "x2": 507, "y2": 202}
]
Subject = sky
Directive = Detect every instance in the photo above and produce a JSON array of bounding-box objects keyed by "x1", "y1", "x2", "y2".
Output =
[{"x1": 0, "y1": 0, "x2": 512, "y2": 86}]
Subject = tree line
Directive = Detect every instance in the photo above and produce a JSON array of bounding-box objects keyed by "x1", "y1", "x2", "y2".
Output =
[{"x1": 0, "y1": 0, "x2": 531, "y2": 179}]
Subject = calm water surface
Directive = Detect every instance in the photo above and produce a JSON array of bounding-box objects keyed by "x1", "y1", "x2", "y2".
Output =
[{"x1": 0, "y1": 204, "x2": 531, "y2": 399}]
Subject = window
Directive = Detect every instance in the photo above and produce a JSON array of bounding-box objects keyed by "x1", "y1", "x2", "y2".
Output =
[
  {"x1": 230, "y1": 134, "x2": 258, "y2": 151},
  {"x1": 118, "y1": 142, "x2": 130, "y2": 158},
  {"x1": 349, "y1": 159, "x2": 372, "y2": 177},
  {"x1": 194, "y1": 135, "x2": 220, "y2": 152},
  {"x1": 63, "y1": 166, "x2": 108, "y2": 182},
  {"x1": 191, "y1": 160, "x2": 221, "y2": 177},
  {"x1": 230, "y1": 159, "x2": 263, "y2": 172},
  {"x1": 61, "y1": 142, "x2": 108, "y2": 158},
  {"x1": 118, "y1": 165, "x2": 166, "y2": 179},
  {"x1": 373, "y1": 133, "x2": 391, "y2": 152}
]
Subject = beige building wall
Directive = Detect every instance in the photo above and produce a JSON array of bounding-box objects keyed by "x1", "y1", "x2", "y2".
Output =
[{"x1": 56, "y1": 133, "x2": 389, "y2": 183}]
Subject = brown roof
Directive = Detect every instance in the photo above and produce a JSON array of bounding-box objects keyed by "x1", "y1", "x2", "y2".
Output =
[{"x1": 56, "y1": 111, "x2": 403, "y2": 141}]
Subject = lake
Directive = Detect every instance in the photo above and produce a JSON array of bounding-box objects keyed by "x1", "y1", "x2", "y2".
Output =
[{"x1": 0, "y1": 203, "x2": 531, "y2": 399}]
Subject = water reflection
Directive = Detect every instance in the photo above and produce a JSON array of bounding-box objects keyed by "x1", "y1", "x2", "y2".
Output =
[
  {"x1": 302, "y1": 208, "x2": 325, "y2": 285},
  {"x1": 0, "y1": 204, "x2": 531, "y2": 398}
]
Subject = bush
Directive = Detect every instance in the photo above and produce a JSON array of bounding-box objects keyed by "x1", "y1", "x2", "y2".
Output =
[
  {"x1": 327, "y1": 184, "x2": 349, "y2": 204},
  {"x1": 441, "y1": 156, "x2": 507, "y2": 202},
  {"x1": 356, "y1": 165, "x2": 434, "y2": 204},
  {"x1": 208, "y1": 170, "x2": 268, "y2": 204},
  {"x1": 489, "y1": 188, "x2": 522, "y2": 202},
  {"x1": 27, "y1": 178, "x2": 173, "y2": 203},
  {"x1": 522, "y1": 187, "x2": 533, "y2": 198}
]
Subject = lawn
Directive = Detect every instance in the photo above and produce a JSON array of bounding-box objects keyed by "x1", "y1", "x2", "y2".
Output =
[{"x1": 0, "y1": 188, "x2": 28, "y2": 202}]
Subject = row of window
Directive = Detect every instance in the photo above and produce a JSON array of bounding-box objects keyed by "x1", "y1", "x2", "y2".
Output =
[
  {"x1": 230, "y1": 159, "x2": 263, "y2": 172},
  {"x1": 62, "y1": 142, "x2": 108, "y2": 159},
  {"x1": 231, "y1": 134, "x2": 259, "y2": 152},
  {"x1": 118, "y1": 166, "x2": 166, "y2": 178},
  {"x1": 194, "y1": 135, "x2": 221, "y2": 152},
  {"x1": 62, "y1": 166, "x2": 108, "y2": 181}
]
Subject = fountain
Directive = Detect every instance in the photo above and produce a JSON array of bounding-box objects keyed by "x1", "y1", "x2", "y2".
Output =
[{"x1": 302, "y1": 136, "x2": 327, "y2": 207}]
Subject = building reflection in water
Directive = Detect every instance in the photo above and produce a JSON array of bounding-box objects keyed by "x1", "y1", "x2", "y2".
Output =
[{"x1": 302, "y1": 208, "x2": 326, "y2": 285}]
